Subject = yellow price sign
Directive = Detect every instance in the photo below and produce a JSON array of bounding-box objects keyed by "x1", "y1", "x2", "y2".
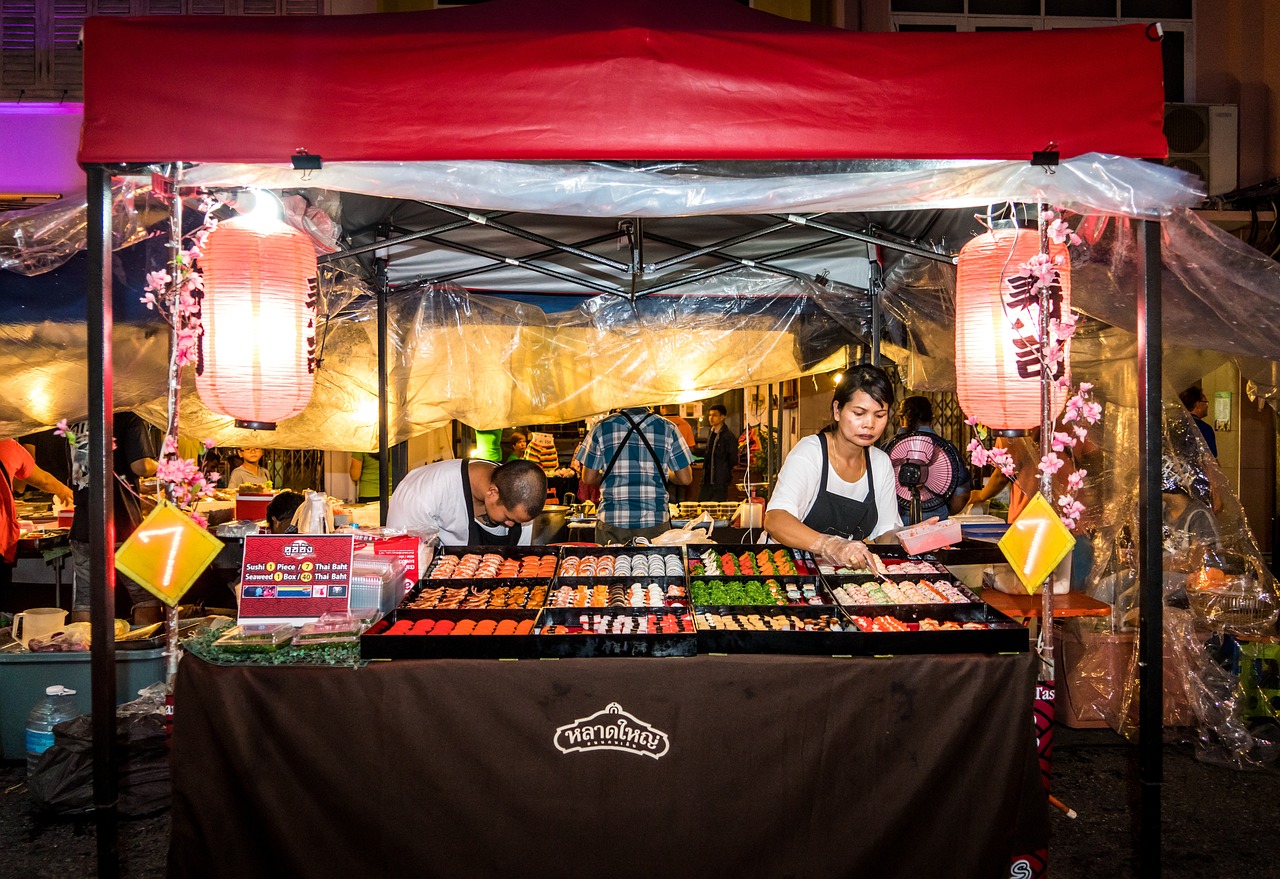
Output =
[
  {"x1": 115, "y1": 500, "x2": 225, "y2": 607},
  {"x1": 997, "y1": 492, "x2": 1076, "y2": 595}
]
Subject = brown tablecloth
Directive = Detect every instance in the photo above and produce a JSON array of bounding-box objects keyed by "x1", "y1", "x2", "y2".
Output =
[{"x1": 169, "y1": 652, "x2": 1047, "y2": 878}]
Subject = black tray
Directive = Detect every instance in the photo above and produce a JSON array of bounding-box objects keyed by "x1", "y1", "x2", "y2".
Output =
[
  {"x1": 422, "y1": 545, "x2": 561, "y2": 580},
  {"x1": 535, "y1": 607, "x2": 696, "y2": 657},
  {"x1": 360, "y1": 608, "x2": 541, "y2": 660},
  {"x1": 687, "y1": 545, "x2": 820, "y2": 578},
  {"x1": 401, "y1": 577, "x2": 550, "y2": 613},
  {"x1": 687, "y1": 575, "x2": 830, "y2": 608},
  {"x1": 694, "y1": 605, "x2": 856, "y2": 655},
  {"x1": 544, "y1": 577, "x2": 690, "y2": 609},
  {"x1": 824, "y1": 574, "x2": 981, "y2": 607},
  {"x1": 842, "y1": 603, "x2": 1029, "y2": 654}
]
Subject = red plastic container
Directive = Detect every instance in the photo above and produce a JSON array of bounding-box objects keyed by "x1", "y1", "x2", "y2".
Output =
[{"x1": 235, "y1": 494, "x2": 273, "y2": 521}]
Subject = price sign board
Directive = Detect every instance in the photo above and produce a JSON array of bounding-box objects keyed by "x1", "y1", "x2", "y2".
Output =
[
  {"x1": 239, "y1": 534, "x2": 355, "y2": 624},
  {"x1": 997, "y1": 492, "x2": 1076, "y2": 595},
  {"x1": 115, "y1": 500, "x2": 225, "y2": 607}
]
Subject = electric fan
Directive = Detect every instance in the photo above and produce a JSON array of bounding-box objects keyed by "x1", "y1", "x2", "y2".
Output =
[{"x1": 883, "y1": 431, "x2": 967, "y2": 525}]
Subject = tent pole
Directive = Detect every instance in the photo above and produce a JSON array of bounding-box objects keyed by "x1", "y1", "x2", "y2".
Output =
[
  {"x1": 86, "y1": 164, "x2": 120, "y2": 878},
  {"x1": 376, "y1": 252, "x2": 390, "y2": 526},
  {"x1": 1136, "y1": 218, "x2": 1164, "y2": 878},
  {"x1": 869, "y1": 252, "x2": 883, "y2": 367}
]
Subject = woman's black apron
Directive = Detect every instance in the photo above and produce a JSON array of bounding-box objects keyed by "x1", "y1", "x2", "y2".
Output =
[
  {"x1": 801, "y1": 432, "x2": 879, "y2": 541},
  {"x1": 459, "y1": 459, "x2": 522, "y2": 546}
]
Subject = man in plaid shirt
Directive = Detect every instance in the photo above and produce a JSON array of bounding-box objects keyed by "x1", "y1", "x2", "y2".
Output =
[{"x1": 578, "y1": 406, "x2": 694, "y2": 544}]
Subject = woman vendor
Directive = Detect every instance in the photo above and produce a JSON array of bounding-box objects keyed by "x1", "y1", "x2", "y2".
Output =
[{"x1": 764, "y1": 365, "x2": 902, "y2": 570}]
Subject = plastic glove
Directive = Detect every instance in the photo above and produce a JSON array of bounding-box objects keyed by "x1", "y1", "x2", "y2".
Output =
[{"x1": 810, "y1": 534, "x2": 873, "y2": 570}]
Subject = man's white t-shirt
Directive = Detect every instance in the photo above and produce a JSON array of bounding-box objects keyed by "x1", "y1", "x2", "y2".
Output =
[
  {"x1": 766, "y1": 435, "x2": 902, "y2": 540},
  {"x1": 386, "y1": 459, "x2": 533, "y2": 546}
]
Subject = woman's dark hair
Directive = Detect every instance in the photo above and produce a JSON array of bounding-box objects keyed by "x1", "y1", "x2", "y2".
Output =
[
  {"x1": 900, "y1": 395, "x2": 933, "y2": 432},
  {"x1": 508, "y1": 428, "x2": 529, "y2": 443},
  {"x1": 832, "y1": 365, "x2": 895, "y2": 414},
  {"x1": 266, "y1": 490, "x2": 305, "y2": 526}
]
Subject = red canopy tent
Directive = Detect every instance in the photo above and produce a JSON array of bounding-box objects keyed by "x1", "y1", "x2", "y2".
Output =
[
  {"x1": 80, "y1": 0, "x2": 1167, "y2": 165},
  {"x1": 76, "y1": 3, "x2": 1172, "y2": 875}
]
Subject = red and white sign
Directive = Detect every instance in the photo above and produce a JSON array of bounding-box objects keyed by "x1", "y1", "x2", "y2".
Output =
[{"x1": 239, "y1": 534, "x2": 355, "y2": 624}]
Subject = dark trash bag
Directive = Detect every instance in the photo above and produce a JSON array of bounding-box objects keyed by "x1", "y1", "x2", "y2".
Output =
[{"x1": 27, "y1": 712, "x2": 170, "y2": 818}]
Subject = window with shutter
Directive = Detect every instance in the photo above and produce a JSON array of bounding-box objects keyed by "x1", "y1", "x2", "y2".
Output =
[
  {"x1": 48, "y1": 2, "x2": 87, "y2": 91},
  {"x1": 0, "y1": 1, "x2": 39, "y2": 92}
]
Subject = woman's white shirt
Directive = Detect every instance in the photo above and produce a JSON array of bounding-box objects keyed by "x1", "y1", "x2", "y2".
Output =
[{"x1": 766, "y1": 434, "x2": 902, "y2": 539}]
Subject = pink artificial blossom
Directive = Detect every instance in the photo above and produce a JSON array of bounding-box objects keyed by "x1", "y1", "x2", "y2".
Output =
[
  {"x1": 1072, "y1": 424, "x2": 1089, "y2": 442},
  {"x1": 1051, "y1": 431, "x2": 1076, "y2": 453},
  {"x1": 1038, "y1": 454, "x2": 1065, "y2": 477},
  {"x1": 162, "y1": 435, "x2": 179, "y2": 455},
  {"x1": 1058, "y1": 495, "x2": 1085, "y2": 529},
  {"x1": 140, "y1": 291, "x2": 159, "y2": 310},
  {"x1": 990, "y1": 447, "x2": 1018, "y2": 479},
  {"x1": 202, "y1": 438, "x2": 216, "y2": 449},
  {"x1": 1024, "y1": 253, "x2": 1058, "y2": 290},
  {"x1": 965, "y1": 415, "x2": 981, "y2": 427},
  {"x1": 189, "y1": 512, "x2": 209, "y2": 529},
  {"x1": 1077, "y1": 382, "x2": 1093, "y2": 394},
  {"x1": 1066, "y1": 469, "x2": 1087, "y2": 493},
  {"x1": 1045, "y1": 344, "x2": 1065, "y2": 369},
  {"x1": 968, "y1": 439, "x2": 990, "y2": 469},
  {"x1": 144, "y1": 269, "x2": 171, "y2": 293},
  {"x1": 54, "y1": 418, "x2": 71, "y2": 438}
]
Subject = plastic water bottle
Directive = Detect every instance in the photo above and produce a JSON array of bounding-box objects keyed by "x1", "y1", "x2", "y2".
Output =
[{"x1": 25, "y1": 685, "x2": 78, "y2": 775}]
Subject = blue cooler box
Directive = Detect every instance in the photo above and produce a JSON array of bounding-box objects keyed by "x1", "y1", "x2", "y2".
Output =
[{"x1": 0, "y1": 648, "x2": 166, "y2": 760}]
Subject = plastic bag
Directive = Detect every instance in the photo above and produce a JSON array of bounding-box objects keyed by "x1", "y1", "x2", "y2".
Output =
[
  {"x1": 649, "y1": 512, "x2": 717, "y2": 546},
  {"x1": 27, "y1": 712, "x2": 171, "y2": 817}
]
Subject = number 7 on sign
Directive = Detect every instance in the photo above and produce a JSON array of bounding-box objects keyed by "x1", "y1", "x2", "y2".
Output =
[
  {"x1": 996, "y1": 493, "x2": 1075, "y2": 595},
  {"x1": 114, "y1": 501, "x2": 226, "y2": 607}
]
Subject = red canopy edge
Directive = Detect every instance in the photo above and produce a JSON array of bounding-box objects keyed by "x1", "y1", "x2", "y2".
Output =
[{"x1": 79, "y1": 0, "x2": 1168, "y2": 166}]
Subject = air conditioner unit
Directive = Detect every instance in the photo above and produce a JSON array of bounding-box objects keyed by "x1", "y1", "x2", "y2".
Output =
[{"x1": 1163, "y1": 103, "x2": 1239, "y2": 197}]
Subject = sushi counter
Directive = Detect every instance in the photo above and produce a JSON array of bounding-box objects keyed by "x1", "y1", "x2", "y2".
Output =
[
  {"x1": 168, "y1": 543, "x2": 1048, "y2": 878},
  {"x1": 361, "y1": 544, "x2": 1029, "y2": 660}
]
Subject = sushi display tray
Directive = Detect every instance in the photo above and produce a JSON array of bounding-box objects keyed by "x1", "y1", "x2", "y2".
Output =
[
  {"x1": 400, "y1": 579, "x2": 550, "y2": 612},
  {"x1": 544, "y1": 578, "x2": 690, "y2": 609},
  {"x1": 694, "y1": 605, "x2": 855, "y2": 655},
  {"x1": 423, "y1": 546, "x2": 560, "y2": 581},
  {"x1": 824, "y1": 574, "x2": 981, "y2": 608},
  {"x1": 535, "y1": 608, "x2": 696, "y2": 658},
  {"x1": 689, "y1": 546, "x2": 820, "y2": 578},
  {"x1": 687, "y1": 576, "x2": 830, "y2": 607},
  {"x1": 843, "y1": 603, "x2": 1029, "y2": 655},
  {"x1": 556, "y1": 546, "x2": 686, "y2": 581},
  {"x1": 360, "y1": 609, "x2": 541, "y2": 660}
]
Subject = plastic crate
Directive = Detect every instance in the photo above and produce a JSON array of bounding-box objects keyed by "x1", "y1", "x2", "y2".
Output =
[{"x1": 0, "y1": 647, "x2": 165, "y2": 760}]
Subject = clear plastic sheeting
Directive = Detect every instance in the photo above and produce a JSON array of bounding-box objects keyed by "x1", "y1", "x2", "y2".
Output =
[
  {"x1": 178, "y1": 154, "x2": 1202, "y2": 221},
  {"x1": 131, "y1": 271, "x2": 864, "y2": 451},
  {"x1": 0, "y1": 182, "x2": 152, "y2": 276},
  {"x1": 1062, "y1": 403, "x2": 1280, "y2": 770}
]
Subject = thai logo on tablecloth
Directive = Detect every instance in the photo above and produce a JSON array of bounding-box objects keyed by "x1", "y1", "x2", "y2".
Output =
[{"x1": 554, "y1": 703, "x2": 669, "y2": 760}]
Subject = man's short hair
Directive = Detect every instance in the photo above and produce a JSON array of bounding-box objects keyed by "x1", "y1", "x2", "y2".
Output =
[
  {"x1": 1179, "y1": 386, "x2": 1204, "y2": 411},
  {"x1": 492, "y1": 459, "x2": 547, "y2": 517},
  {"x1": 266, "y1": 490, "x2": 305, "y2": 525},
  {"x1": 708, "y1": 404, "x2": 727, "y2": 416}
]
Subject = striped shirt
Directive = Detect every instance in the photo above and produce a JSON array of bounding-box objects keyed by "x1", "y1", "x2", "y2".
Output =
[{"x1": 580, "y1": 408, "x2": 693, "y2": 529}]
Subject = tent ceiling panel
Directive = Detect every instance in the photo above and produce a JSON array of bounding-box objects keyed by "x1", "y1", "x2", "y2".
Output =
[{"x1": 81, "y1": 1, "x2": 1167, "y2": 165}]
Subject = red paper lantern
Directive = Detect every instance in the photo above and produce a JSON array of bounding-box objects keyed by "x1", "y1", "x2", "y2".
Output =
[
  {"x1": 954, "y1": 228, "x2": 1071, "y2": 432},
  {"x1": 195, "y1": 214, "x2": 318, "y2": 430}
]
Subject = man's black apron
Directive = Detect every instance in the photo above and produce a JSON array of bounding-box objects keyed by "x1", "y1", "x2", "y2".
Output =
[{"x1": 459, "y1": 459, "x2": 522, "y2": 546}]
